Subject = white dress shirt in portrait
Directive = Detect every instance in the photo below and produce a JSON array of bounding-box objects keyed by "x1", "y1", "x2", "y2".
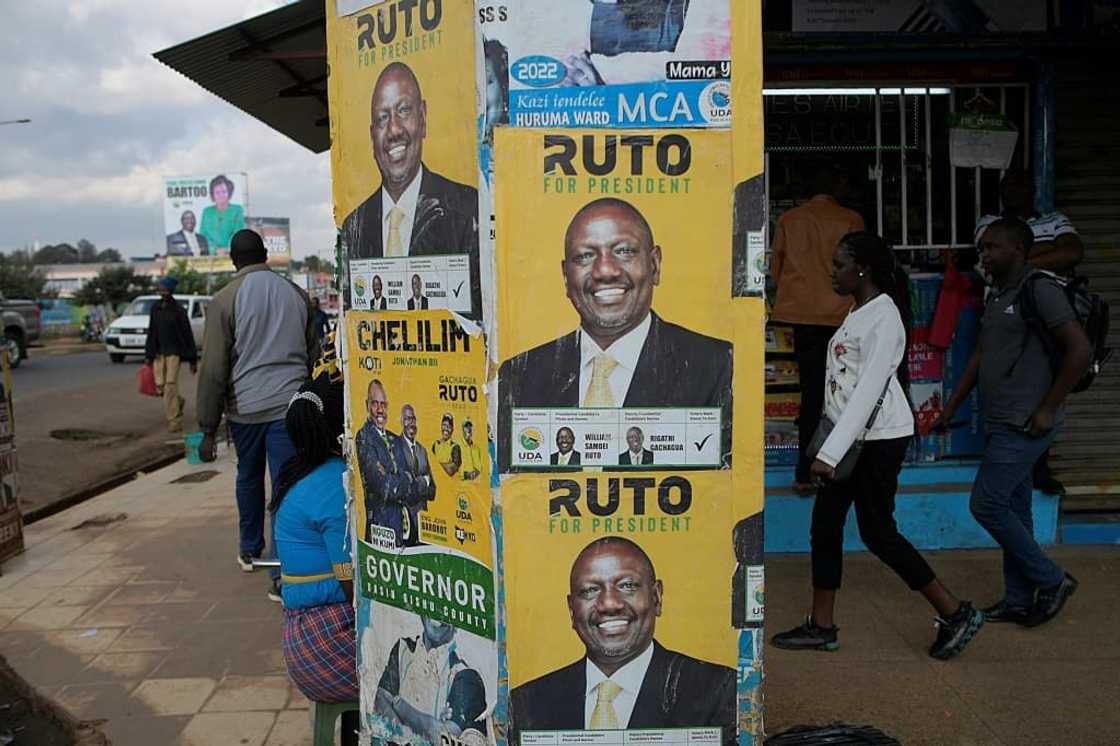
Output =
[
  {"x1": 380, "y1": 167, "x2": 424, "y2": 256},
  {"x1": 583, "y1": 642, "x2": 655, "y2": 729},
  {"x1": 577, "y1": 313, "x2": 652, "y2": 407}
]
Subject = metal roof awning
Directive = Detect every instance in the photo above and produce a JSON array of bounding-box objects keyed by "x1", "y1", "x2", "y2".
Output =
[{"x1": 153, "y1": 0, "x2": 329, "y2": 153}]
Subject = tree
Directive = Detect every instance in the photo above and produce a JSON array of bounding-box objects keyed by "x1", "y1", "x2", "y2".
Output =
[
  {"x1": 77, "y1": 239, "x2": 98, "y2": 263},
  {"x1": 0, "y1": 255, "x2": 52, "y2": 299},
  {"x1": 32, "y1": 243, "x2": 79, "y2": 264},
  {"x1": 165, "y1": 260, "x2": 234, "y2": 296},
  {"x1": 96, "y1": 248, "x2": 122, "y2": 263},
  {"x1": 73, "y1": 266, "x2": 154, "y2": 308}
]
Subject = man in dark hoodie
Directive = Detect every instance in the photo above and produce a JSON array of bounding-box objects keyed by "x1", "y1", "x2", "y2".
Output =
[{"x1": 145, "y1": 276, "x2": 197, "y2": 434}]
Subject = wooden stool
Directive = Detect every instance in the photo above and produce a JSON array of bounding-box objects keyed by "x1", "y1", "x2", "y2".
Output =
[{"x1": 312, "y1": 700, "x2": 360, "y2": 746}]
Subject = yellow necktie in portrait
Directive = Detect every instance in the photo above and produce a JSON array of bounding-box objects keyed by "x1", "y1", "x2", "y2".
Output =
[
  {"x1": 387, "y1": 206, "x2": 406, "y2": 257},
  {"x1": 590, "y1": 679, "x2": 623, "y2": 729},
  {"x1": 584, "y1": 354, "x2": 619, "y2": 407}
]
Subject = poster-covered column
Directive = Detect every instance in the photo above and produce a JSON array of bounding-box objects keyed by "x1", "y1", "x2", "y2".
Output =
[
  {"x1": 494, "y1": 128, "x2": 754, "y2": 745},
  {"x1": 327, "y1": 1, "x2": 497, "y2": 744},
  {"x1": 731, "y1": 3, "x2": 768, "y2": 741}
]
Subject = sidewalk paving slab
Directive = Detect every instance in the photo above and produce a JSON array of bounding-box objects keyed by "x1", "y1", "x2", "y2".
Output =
[{"x1": 1, "y1": 445, "x2": 1118, "y2": 745}]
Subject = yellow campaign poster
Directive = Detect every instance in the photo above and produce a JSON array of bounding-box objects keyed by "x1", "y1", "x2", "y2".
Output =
[
  {"x1": 328, "y1": 0, "x2": 483, "y2": 320},
  {"x1": 731, "y1": 0, "x2": 766, "y2": 298},
  {"x1": 494, "y1": 128, "x2": 735, "y2": 474},
  {"x1": 344, "y1": 310, "x2": 497, "y2": 745},
  {"x1": 502, "y1": 471, "x2": 738, "y2": 744}
]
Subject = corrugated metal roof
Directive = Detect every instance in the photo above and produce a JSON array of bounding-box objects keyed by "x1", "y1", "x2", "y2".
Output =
[{"x1": 153, "y1": 0, "x2": 329, "y2": 153}]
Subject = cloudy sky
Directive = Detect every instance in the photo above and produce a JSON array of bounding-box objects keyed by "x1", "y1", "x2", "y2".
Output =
[{"x1": 0, "y1": 0, "x2": 334, "y2": 261}]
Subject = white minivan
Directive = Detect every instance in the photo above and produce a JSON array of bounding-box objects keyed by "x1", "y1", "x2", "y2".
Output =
[{"x1": 105, "y1": 294, "x2": 211, "y2": 363}]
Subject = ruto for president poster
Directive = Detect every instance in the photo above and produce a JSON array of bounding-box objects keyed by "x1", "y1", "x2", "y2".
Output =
[
  {"x1": 344, "y1": 310, "x2": 498, "y2": 745},
  {"x1": 494, "y1": 127, "x2": 734, "y2": 474},
  {"x1": 502, "y1": 470, "x2": 738, "y2": 745},
  {"x1": 328, "y1": 0, "x2": 483, "y2": 320}
]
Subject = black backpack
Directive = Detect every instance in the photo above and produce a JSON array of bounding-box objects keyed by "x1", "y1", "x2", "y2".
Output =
[{"x1": 1019, "y1": 270, "x2": 1112, "y2": 393}]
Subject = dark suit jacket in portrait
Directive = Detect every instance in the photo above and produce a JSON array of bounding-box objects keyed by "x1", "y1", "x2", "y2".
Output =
[
  {"x1": 342, "y1": 166, "x2": 481, "y2": 318},
  {"x1": 371, "y1": 296, "x2": 388, "y2": 310},
  {"x1": 498, "y1": 312, "x2": 733, "y2": 472},
  {"x1": 394, "y1": 435, "x2": 437, "y2": 546},
  {"x1": 618, "y1": 449, "x2": 654, "y2": 465},
  {"x1": 510, "y1": 641, "x2": 736, "y2": 745},
  {"x1": 355, "y1": 420, "x2": 422, "y2": 546},
  {"x1": 407, "y1": 296, "x2": 429, "y2": 310},
  {"x1": 165, "y1": 230, "x2": 210, "y2": 256},
  {"x1": 550, "y1": 450, "x2": 581, "y2": 466}
]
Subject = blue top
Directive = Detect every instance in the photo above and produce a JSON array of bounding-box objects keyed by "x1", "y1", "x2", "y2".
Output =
[{"x1": 275, "y1": 457, "x2": 353, "y2": 609}]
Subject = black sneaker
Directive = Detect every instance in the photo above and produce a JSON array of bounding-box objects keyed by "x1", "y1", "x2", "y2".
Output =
[
  {"x1": 267, "y1": 579, "x2": 283, "y2": 604},
  {"x1": 982, "y1": 600, "x2": 1030, "y2": 624},
  {"x1": 1023, "y1": 573, "x2": 1078, "y2": 628},
  {"x1": 929, "y1": 601, "x2": 984, "y2": 660},
  {"x1": 237, "y1": 553, "x2": 257, "y2": 573},
  {"x1": 771, "y1": 617, "x2": 839, "y2": 652}
]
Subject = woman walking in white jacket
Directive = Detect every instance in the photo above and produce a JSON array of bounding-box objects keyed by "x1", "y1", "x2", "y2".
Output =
[{"x1": 771, "y1": 232, "x2": 984, "y2": 660}]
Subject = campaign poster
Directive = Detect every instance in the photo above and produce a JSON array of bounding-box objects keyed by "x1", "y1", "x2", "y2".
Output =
[
  {"x1": 327, "y1": 0, "x2": 483, "y2": 320},
  {"x1": 494, "y1": 128, "x2": 734, "y2": 473},
  {"x1": 502, "y1": 471, "x2": 738, "y2": 745},
  {"x1": 477, "y1": 0, "x2": 731, "y2": 130},
  {"x1": 162, "y1": 173, "x2": 249, "y2": 256},
  {"x1": 244, "y1": 216, "x2": 292, "y2": 266},
  {"x1": 344, "y1": 310, "x2": 498, "y2": 745},
  {"x1": 0, "y1": 352, "x2": 21, "y2": 563}
]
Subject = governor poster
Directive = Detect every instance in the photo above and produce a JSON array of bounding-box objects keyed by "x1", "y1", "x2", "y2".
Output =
[
  {"x1": 345, "y1": 310, "x2": 498, "y2": 745},
  {"x1": 502, "y1": 471, "x2": 738, "y2": 745},
  {"x1": 328, "y1": 0, "x2": 483, "y2": 320},
  {"x1": 494, "y1": 128, "x2": 734, "y2": 473},
  {"x1": 476, "y1": 0, "x2": 731, "y2": 129},
  {"x1": 162, "y1": 173, "x2": 248, "y2": 256}
]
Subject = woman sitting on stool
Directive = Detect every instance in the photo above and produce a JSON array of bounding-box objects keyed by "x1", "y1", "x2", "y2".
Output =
[{"x1": 273, "y1": 370, "x2": 358, "y2": 713}]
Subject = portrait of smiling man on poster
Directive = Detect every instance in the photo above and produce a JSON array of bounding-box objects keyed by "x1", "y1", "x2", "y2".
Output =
[
  {"x1": 510, "y1": 536, "x2": 736, "y2": 741},
  {"x1": 497, "y1": 197, "x2": 733, "y2": 468}
]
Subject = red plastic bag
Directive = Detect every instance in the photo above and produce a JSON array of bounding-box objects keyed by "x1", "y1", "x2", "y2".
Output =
[{"x1": 138, "y1": 363, "x2": 159, "y2": 397}]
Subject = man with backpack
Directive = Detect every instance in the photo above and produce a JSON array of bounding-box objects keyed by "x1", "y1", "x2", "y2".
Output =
[
  {"x1": 934, "y1": 218, "x2": 1091, "y2": 628},
  {"x1": 974, "y1": 170, "x2": 1085, "y2": 495}
]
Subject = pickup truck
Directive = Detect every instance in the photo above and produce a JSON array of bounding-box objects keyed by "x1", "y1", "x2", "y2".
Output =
[{"x1": 0, "y1": 295, "x2": 41, "y2": 368}]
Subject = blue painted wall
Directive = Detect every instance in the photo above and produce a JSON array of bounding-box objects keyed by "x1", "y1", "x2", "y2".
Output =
[{"x1": 764, "y1": 462, "x2": 1060, "y2": 553}]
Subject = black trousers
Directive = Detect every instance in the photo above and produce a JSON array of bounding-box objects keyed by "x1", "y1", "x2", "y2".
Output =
[
  {"x1": 810, "y1": 436, "x2": 936, "y2": 592},
  {"x1": 792, "y1": 324, "x2": 837, "y2": 483}
]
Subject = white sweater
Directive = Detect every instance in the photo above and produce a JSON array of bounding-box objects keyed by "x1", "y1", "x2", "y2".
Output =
[{"x1": 817, "y1": 294, "x2": 915, "y2": 468}]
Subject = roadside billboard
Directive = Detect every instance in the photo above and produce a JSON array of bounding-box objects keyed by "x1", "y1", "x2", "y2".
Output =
[
  {"x1": 328, "y1": 0, "x2": 482, "y2": 320},
  {"x1": 245, "y1": 216, "x2": 292, "y2": 266},
  {"x1": 162, "y1": 173, "x2": 249, "y2": 256},
  {"x1": 344, "y1": 310, "x2": 497, "y2": 745}
]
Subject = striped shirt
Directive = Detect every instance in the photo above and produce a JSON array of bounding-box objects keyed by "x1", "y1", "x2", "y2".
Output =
[{"x1": 974, "y1": 211, "x2": 1078, "y2": 246}]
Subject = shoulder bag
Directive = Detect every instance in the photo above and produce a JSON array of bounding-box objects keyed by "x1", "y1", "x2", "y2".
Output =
[{"x1": 805, "y1": 377, "x2": 892, "y2": 482}]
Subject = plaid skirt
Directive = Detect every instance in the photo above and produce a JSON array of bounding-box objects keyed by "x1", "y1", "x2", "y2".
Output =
[{"x1": 282, "y1": 602, "x2": 359, "y2": 703}]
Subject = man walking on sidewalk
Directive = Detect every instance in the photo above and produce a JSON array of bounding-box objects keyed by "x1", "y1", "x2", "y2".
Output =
[
  {"x1": 934, "y1": 218, "x2": 1090, "y2": 628},
  {"x1": 973, "y1": 171, "x2": 1085, "y2": 497},
  {"x1": 769, "y1": 164, "x2": 865, "y2": 494},
  {"x1": 145, "y1": 276, "x2": 197, "y2": 433},
  {"x1": 197, "y1": 230, "x2": 320, "y2": 601}
]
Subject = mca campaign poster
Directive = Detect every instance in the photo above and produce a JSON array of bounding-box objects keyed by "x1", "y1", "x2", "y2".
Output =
[
  {"x1": 477, "y1": 0, "x2": 731, "y2": 130},
  {"x1": 328, "y1": 0, "x2": 483, "y2": 320},
  {"x1": 344, "y1": 310, "x2": 498, "y2": 745},
  {"x1": 494, "y1": 128, "x2": 734, "y2": 473},
  {"x1": 162, "y1": 173, "x2": 248, "y2": 256},
  {"x1": 502, "y1": 471, "x2": 738, "y2": 745}
]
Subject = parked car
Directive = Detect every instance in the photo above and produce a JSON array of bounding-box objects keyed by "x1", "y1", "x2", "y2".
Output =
[
  {"x1": 104, "y1": 295, "x2": 211, "y2": 363},
  {"x1": 0, "y1": 295, "x2": 43, "y2": 368}
]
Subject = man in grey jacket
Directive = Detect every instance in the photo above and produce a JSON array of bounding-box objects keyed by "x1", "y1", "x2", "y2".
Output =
[{"x1": 197, "y1": 230, "x2": 320, "y2": 600}]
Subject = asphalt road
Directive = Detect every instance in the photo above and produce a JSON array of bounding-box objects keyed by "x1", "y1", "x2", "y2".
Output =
[{"x1": 11, "y1": 348, "x2": 198, "y2": 516}]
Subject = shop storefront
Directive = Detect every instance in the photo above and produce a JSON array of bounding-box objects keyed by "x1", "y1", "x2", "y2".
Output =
[{"x1": 759, "y1": 4, "x2": 1120, "y2": 547}]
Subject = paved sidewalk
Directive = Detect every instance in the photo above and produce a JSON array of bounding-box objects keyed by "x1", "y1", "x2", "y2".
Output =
[
  {"x1": 0, "y1": 447, "x2": 1117, "y2": 745},
  {"x1": 0, "y1": 445, "x2": 312, "y2": 746}
]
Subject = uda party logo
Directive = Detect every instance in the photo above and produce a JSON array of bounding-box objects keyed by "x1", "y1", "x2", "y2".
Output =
[{"x1": 699, "y1": 81, "x2": 731, "y2": 125}]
